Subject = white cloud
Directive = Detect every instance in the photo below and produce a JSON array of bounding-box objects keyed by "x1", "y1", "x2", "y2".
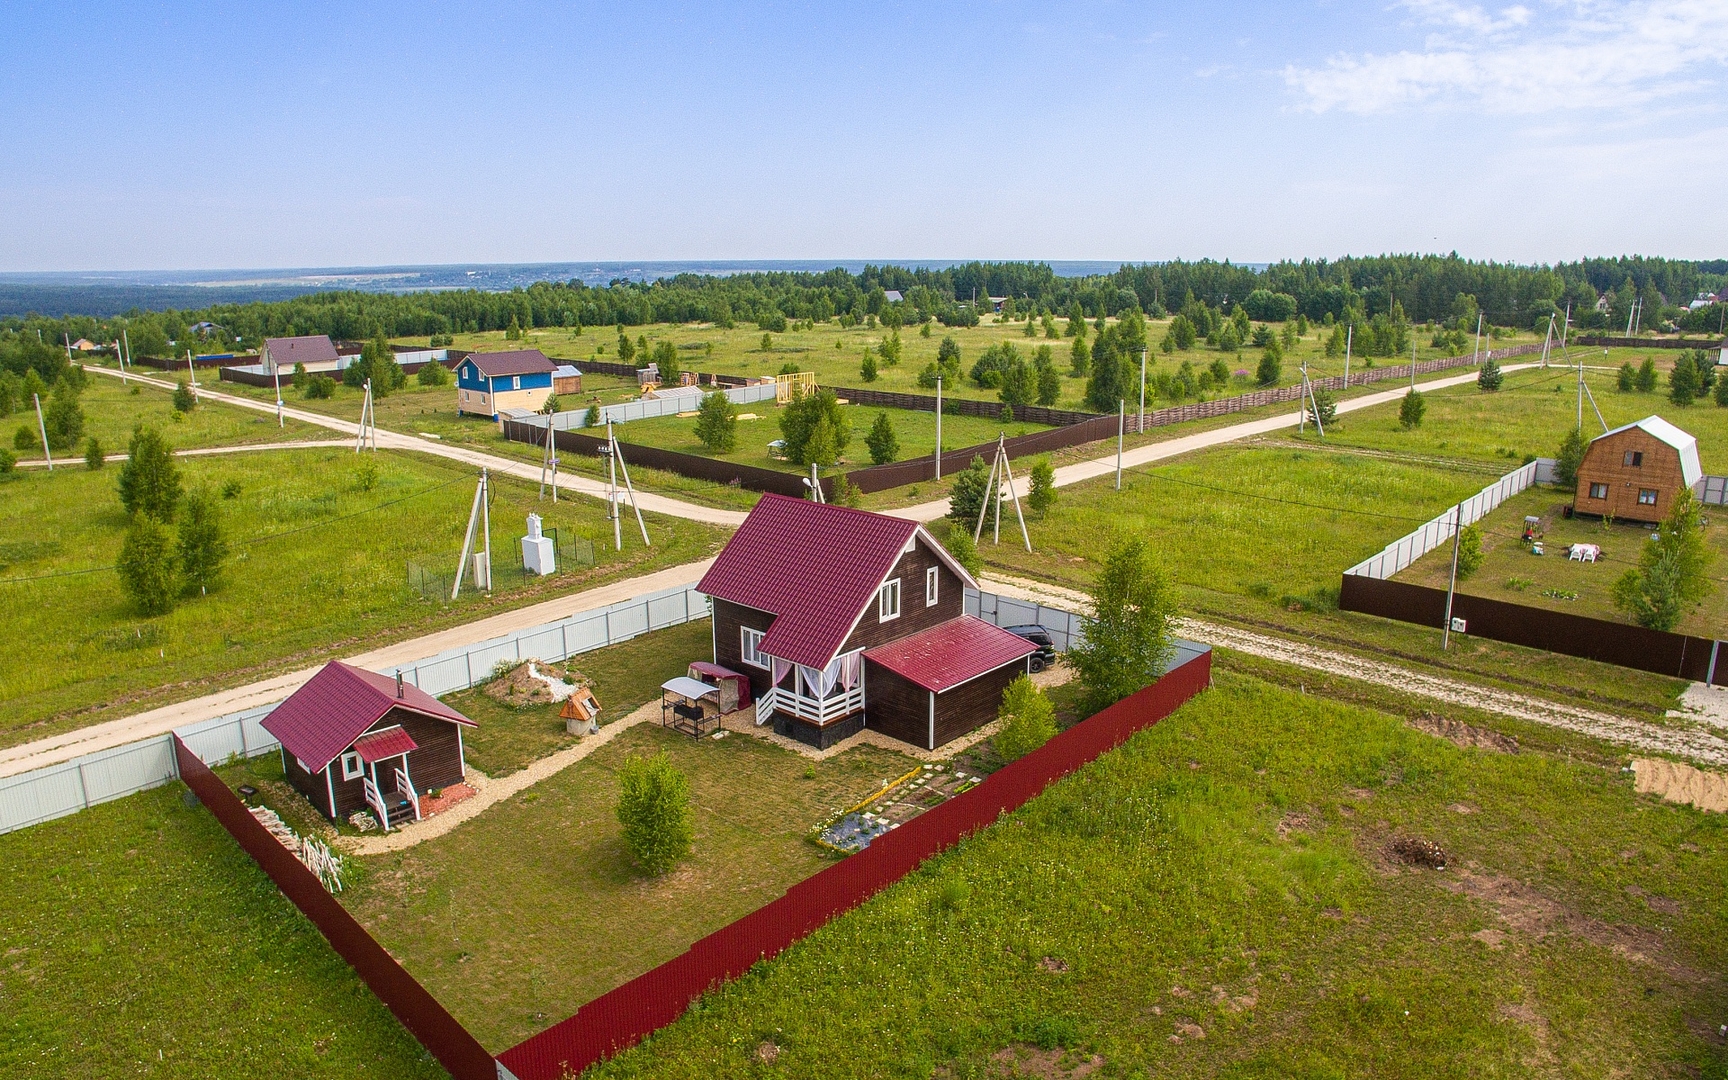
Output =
[{"x1": 1285, "y1": 0, "x2": 1728, "y2": 114}]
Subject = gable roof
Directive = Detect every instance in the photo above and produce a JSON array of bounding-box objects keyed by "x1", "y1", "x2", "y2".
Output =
[
  {"x1": 263, "y1": 335, "x2": 338, "y2": 365},
  {"x1": 1592, "y1": 415, "x2": 1702, "y2": 486},
  {"x1": 697, "y1": 494, "x2": 976, "y2": 669},
  {"x1": 260, "y1": 661, "x2": 474, "y2": 773},
  {"x1": 864, "y1": 616, "x2": 1036, "y2": 693},
  {"x1": 466, "y1": 349, "x2": 558, "y2": 378}
]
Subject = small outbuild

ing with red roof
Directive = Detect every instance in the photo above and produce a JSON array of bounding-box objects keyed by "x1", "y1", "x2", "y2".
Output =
[
  {"x1": 699, "y1": 494, "x2": 1037, "y2": 750},
  {"x1": 261, "y1": 661, "x2": 477, "y2": 832}
]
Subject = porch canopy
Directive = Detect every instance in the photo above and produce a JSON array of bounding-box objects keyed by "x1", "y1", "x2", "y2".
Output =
[
  {"x1": 863, "y1": 616, "x2": 1036, "y2": 693},
  {"x1": 352, "y1": 726, "x2": 418, "y2": 763}
]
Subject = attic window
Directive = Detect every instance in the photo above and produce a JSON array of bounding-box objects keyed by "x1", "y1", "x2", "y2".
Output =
[
  {"x1": 902, "y1": 536, "x2": 917, "y2": 555},
  {"x1": 1623, "y1": 450, "x2": 1643, "y2": 467},
  {"x1": 341, "y1": 751, "x2": 363, "y2": 780},
  {"x1": 926, "y1": 566, "x2": 939, "y2": 606},
  {"x1": 879, "y1": 578, "x2": 901, "y2": 622}
]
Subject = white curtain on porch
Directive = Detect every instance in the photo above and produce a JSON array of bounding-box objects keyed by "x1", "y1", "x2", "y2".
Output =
[{"x1": 797, "y1": 650, "x2": 862, "y2": 699}]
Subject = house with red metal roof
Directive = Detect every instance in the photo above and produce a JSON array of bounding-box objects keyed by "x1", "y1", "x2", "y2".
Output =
[
  {"x1": 260, "y1": 661, "x2": 477, "y2": 831},
  {"x1": 456, "y1": 349, "x2": 559, "y2": 420},
  {"x1": 698, "y1": 495, "x2": 1036, "y2": 750}
]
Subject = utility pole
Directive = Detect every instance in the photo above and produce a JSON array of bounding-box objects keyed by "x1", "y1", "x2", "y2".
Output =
[
  {"x1": 186, "y1": 350, "x2": 198, "y2": 401},
  {"x1": 1138, "y1": 348, "x2": 1147, "y2": 434},
  {"x1": 121, "y1": 329, "x2": 131, "y2": 384},
  {"x1": 1442, "y1": 503, "x2": 1463, "y2": 650},
  {"x1": 273, "y1": 364, "x2": 284, "y2": 428},
  {"x1": 451, "y1": 470, "x2": 489, "y2": 599},
  {"x1": 33, "y1": 393, "x2": 52, "y2": 471},
  {"x1": 1472, "y1": 312, "x2": 1483, "y2": 364},
  {"x1": 606, "y1": 421, "x2": 622, "y2": 551},
  {"x1": 1343, "y1": 323, "x2": 1352, "y2": 386},
  {"x1": 1115, "y1": 400, "x2": 1124, "y2": 490},
  {"x1": 934, "y1": 376, "x2": 942, "y2": 480}
]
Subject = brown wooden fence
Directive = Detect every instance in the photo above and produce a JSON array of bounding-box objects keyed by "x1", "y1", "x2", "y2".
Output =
[
  {"x1": 496, "y1": 646, "x2": 1212, "y2": 1079},
  {"x1": 171, "y1": 736, "x2": 499, "y2": 1080},
  {"x1": 834, "y1": 386, "x2": 1102, "y2": 426},
  {"x1": 503, "y1": 419, "x2": 815, "y2": 498},
  {"x1": 1338, "y1": 574, "x2": 1727, "y2": 684},
  {"x1": 1575, "y1": 336, "x2": 1726, "y2": 350}
]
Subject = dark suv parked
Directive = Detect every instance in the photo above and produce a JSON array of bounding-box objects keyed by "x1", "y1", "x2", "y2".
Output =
[{"x1": 1002, "y1": 624, "x2": 1058, "y2": 672}]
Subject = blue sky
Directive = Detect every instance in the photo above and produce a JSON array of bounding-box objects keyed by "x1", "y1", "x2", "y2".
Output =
[{"x1": 3, "y1": 0, "x2": 1723, "y2": 271}]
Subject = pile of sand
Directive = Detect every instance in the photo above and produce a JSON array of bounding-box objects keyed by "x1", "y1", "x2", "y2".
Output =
[{"x1": 483, "y1": 660, "x2": 588, "y2": 708}]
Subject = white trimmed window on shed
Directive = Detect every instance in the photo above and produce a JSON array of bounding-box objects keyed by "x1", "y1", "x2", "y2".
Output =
[
  {"x1": 740, "y1": 626, "x2": 767, "y2": 669},
  {"x1": 926, "y1": 566, "x2": 939, "y2": 606},
  {"x1": 879, "y1": 578, "x2": 901, "y2": 622},
  {"x1": 341, "y1": 751, "x2": 363, "y2": 780}
]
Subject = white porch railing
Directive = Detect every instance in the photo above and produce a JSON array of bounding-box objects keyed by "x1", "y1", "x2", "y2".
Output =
[
  {"x1": 362, "y1": 776, "x2": 390, "y2": 833},
  {"x1": 758, "y1": 683, "x2": 865, "y2": 726},
  {"x1": 394, "y1": 763, "x2": 421, "y2": 822}
]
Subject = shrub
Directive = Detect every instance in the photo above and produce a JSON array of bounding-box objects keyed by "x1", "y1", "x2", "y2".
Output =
[
  {"x1": 1255, "y1": 346, "x2": 1281, "y2": 387},
  {"x1": 1399, "y1": 389, "x2": 1426, "y2": 429},
  {"x1": 1028, "y1": 458, "x2": 1056, "y2": 517},
  {"x1": 1554, "y1": 428, "x2": 1585, "y2": 490},
  {"x1": 290, "y1": 362, "x2": 309, "y2": 389},
  {"x1": 417, "y1": 359, "x2": 450, "y2": 386},
  {"x1": 1476, "y1": 358, "x2": 1503, "y2": 391},
  {"x1": 1069, "y1": 537, "x2": 1177, "y2": 713},
  {"x1": 172, "y1": 379, "x2": 196, "y2": 412},
  {"x1": 1612, "y1": 489, "x2": 1711, "y2": 631},
  {"x1": 1307, "y1": 387, "x2": 1337, "y2": 429},
  {"x1": 304, "y1": 374, "x2": 335, "y2": 399},
  {"x1": 1716, "y1": 373, "x2": 1728, "y2": 408},
  {"x1": 947, "y1": 455, "x2": 997, "y2": 527},
  {"x1": 177, "y1": 487, "x2": 227, "y2": 595},
  {"x1": 1669, "y1": 352, "x2": 1700, "y2": 405},
  {"x1": 580, "y1": 404, "x2": 599, "y2": 428},
  {"x1": 44, "y1": 380, "x2": 85, "y2": 449},
  {"x1": 615, "y1": 752, "x2": 693, "y2": 874},
  {"x1": 0, "y1": 447, "x2": 15, "y2": 475},
  {"x1": 1454, "y1": 524, "x2": 1484, "y2": 579},
  {"x1": 1634, "y1": 357, "x2": 1657, "y2": 392},
  {"x1": 84, "y1": 437, "x2": 104, "y2": 470},
  {"x1": 694, "y1": 390, "x2": 738, "y2": 453},
  {"x1": 778, "y1": 387, "x2": 849, "y2": 466},
  {"x1": 864, "y1": 412, "x2": 898, "y2": 464},
  {"x1": 117, "y1": 516, "x2": 176, "y2": 615},
  {"x1": 860, "y1": 350, "x2": 878, "y2": 383},
  {"x1": 1616, "y1": 362, "x2": 1635, "y2": 392},
  {"x1": 1242, "y1": 289, "x2": 1298, "y2": 322},
  {"x1": 994, "y1": 674, "x2": 1056, "y2": 761},
  {"x1": 760, "y1": 332, "x2": 774, "y2": 352},
  {"x1": 118, "y1": 426, "x2": 181, "y2": 522},
  {"x1": 14, "y1": 425, "x2": 34, "y2": 451},
  {"x1": 828, "y1": 473, "x2": 862, "y2": 508},
  {"x1": 942, "y1": 525, "x2": 982, "y2": 577}
]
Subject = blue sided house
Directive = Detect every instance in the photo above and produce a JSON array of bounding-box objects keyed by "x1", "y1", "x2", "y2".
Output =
[{"x1": 456, "y1": 349, "x2": 559, "y2": 420}]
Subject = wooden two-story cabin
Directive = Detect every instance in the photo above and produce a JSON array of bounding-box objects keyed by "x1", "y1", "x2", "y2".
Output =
[
  {"x1": 698, "y1": 494, "x2": 1037, "y2": 750},
  {"x1": 260, "y1": 661, "x2": 476, "y2": 832}
]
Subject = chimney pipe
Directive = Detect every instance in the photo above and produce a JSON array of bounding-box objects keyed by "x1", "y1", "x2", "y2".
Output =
[{"x1": 395, "y1": 670, "x2": 405, "y2": 698}]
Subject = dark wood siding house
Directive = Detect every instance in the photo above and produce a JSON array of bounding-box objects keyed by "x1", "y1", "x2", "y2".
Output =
[
  {"x1": 261, "y1": 662, "x2": 476, "y2": 831},
  {"x1": 1574, "y1": 415, "x2": 1702, "y2": 524},
  {"x1": 699, "y1": 495, "x2": 1034, "y2": 750}
]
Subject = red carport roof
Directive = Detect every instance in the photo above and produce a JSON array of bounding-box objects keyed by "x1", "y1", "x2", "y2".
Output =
[
  {"x1": 351, "y1": 726, "x2": 419, "y2": 763},
  {"x1": 863, "y1": 616, "x2": 1036, "y2": 693},
  {"x1": 697, "y1": 494, "x2": 921, "y2": 669},
  {"x1": 260, "y1": 661, "x2": 474, "y2": 773}
]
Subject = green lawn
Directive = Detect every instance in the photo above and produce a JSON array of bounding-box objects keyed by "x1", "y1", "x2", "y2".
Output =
[
  {"x1": 590, "y1": 672, "x2": 1728, "y2": 1079},
  {"x1": 341, "y1": 721, "x2": 921, "y2": 1051},
  {"x1": 451, "y1": 619, "x2": 715, "y2": 777},
  {"x1": 1396, "y1": 485, "x2": 1728, "y2": 637},
  {"x1": 0, "y1": 783, "x2": 443, "y2": 1080},
  {"x1": 9, "y1": 371, "x2": 326, "y2": 463},
  {"x1": 610, "y1": 402, "x2": 1049, "y2": 473},
  {"x1": 415, "y1": 320, "x2": 1546, "y2": 415},
  {"x1": 0, "y1": 446, "x2": 727, "y2": 746}
]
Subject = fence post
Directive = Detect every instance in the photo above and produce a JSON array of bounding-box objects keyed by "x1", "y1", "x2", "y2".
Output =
[
  {"x1": 76, "y1": 761, "x2": 90, "y2": 809},
  {"x1": 464, "y1": 652, "x2": 473, "y2": 689},
  {"x1": 238, "y1": 716, "x2": 248, "y2": 756},
  {"x1": 561, "y1": 623, "x2": 569, "y2": 660}
]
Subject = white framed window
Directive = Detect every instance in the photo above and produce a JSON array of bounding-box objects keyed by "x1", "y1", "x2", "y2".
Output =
[
  {"x1": 926, "y1": 566, "x2": 939, "y2": 606},
  {"x1": 1588, "y1": 482, "x2": 1608, "y2": 499},
  {"x1": 879, "y1": 578, "x2": 901, "y2": 622},
  {"x1": 740, "y1": 627, "x2": 767, "y2": 669},
  {"x1": 1638, "y1": 488, "x2": 1658, "y2": 505},
  {"x1": 294, "y1": 756, "x2": 311, "y2": 774},
  {"x1": 341, "y1": 751, "x2": 363, "y2": 780},
  {"x1": 512, "y1": 375, "x2": 521, "y2": 389}
]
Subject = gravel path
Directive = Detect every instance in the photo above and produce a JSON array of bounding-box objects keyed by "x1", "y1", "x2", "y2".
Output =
[{"x1": 979, "y1": 573, "x2": 1728, "y2": 767}]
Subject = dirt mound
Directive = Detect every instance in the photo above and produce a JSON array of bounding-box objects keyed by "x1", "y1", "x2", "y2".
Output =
[
  {"x1": 1409, "y1": 712, "x2": 1519, "y2": 753},
  {"x1": 482, "y1": 660, "x2": 586, "y2": 708},
  {"x1": 1631, "y1": 758, "x2": 1728, "y2": 813},
  {"x1": 1390, "y1": 836, "x2": 1448, "y2": 869}
]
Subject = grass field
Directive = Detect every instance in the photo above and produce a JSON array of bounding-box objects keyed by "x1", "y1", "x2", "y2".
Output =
[
  {"x1": 341, "y1": 720, "x2": 922, "y2": 1051},
  {"x1": 1395, "y1": 485, "x2": 1728, "y2": 637},
  {"x1": 610, "y1": 402, "x2": 1049, "y2": 473},
  {"x1": 0, "y1": 782, "x2": 444, "y2": 1080},
  {"x1": 0, "y1": 446, "x2": 727, "y2": 746},
  {"x1": 408, "y1": 319, "x2": 1546, "y2": 415},
  {"x1": 591, "y1": 672, "x2": 1728, "y2": 1079},
  {"x1": 8, "y1": 372, "x2": 325, "y2": 462}
]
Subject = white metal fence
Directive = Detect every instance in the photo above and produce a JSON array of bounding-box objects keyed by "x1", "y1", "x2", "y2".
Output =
[
  {"x1": 0, "y1": 582, "x2": 712, "y2": 836},
  {"x1": 530, "y1": 381, "x2": 778, "y2": 431},
  {"x1": 1345, "y1": 461, "x2": 1541, "y2": 579}
]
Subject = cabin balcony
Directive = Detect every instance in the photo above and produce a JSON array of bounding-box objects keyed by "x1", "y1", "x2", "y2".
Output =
[{"x1": 759, "y1": 683, "x2": 865, "y2": 749}]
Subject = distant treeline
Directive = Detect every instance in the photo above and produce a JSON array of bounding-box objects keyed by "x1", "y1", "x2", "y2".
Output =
[{"x1": 3, "y1": 256, "x2": 1724, "y2": 377}]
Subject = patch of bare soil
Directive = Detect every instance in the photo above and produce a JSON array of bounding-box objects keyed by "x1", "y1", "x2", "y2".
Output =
[
  {"x1": 1408, "y1": 712, "x2": 1519, "y2": 753},
  {"x1": 1442, "y1": 869, "x2": 1709, "y2": 985},
  {"x1": 1631, "y1": 757, "x2": 1728, "y2": 813},
  {"x1": 1390, "y1": 837, "x2": 1448, "y2": 869},
  {"x1": 1276, "y1": 811, "x2": 1315, "y2": 838},
  {"x1": 984, "y1": 1046, "x2": 1104, "y2": 1079}
]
